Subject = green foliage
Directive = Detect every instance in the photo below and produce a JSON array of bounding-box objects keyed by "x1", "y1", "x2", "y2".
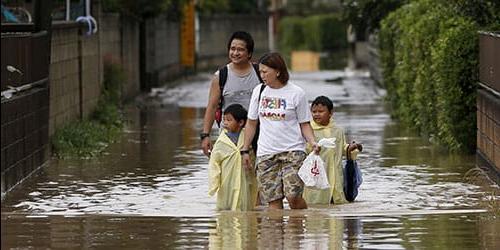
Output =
[
  {"x1": 227, "y1": 0, "x2": 264, "y2": 14},
  {"x1": 279, "y1": 14, "x2": 347, "y2": 55},
  {"x1": 279, "y1": 16, "x2": 306, "y2": 54},
  {"x1": 303, "y1": 15, "x2": 347, "y2": 51},
  {"x1": 341, "y1": 0, "x2": 406, "y2": 39},
  {"x1": 445, "y1": 0, "x2": 500, "y2": 26},
  {"x1": 102, "y1": 0, "x2": 186, "y2": 19},
  {"x1": 52, "y1": 62, "x2": 126, "y2": 159},
  {"x1": 378, "y1": 0, "x2": 498, "y2": 152},
  {"x1": 195, "y1": 0, "x2": 229, "y2": 14},
  {"x1": 102, "y1": 61, "x2": 126, "y2": 106},
  {"x1": 52, "y1": 120, "x2": 120, "y2": 159},
  {"x1": 432, "y1": 19, "x2": 479, "y2": 151},
  {"x1": 196, "y1": 0, "x2": 264, "y2": 14},
  {"x1": 102, "y1": 0, "x2": 122, "y2": 12},
  {"x1": 92, "y1": 101, "x2": 123, "y2": 128},
  {"x1": 284, "y1": 0, "x2": 342, "y2": 16}
]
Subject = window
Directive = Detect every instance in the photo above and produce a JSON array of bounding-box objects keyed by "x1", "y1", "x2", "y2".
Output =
[
  {"x1": 1, "y1": 0, "x2": 35, "y2": 24},
  {"x1": 51, "y1": 0, "x2": 85, "y2": 21}
]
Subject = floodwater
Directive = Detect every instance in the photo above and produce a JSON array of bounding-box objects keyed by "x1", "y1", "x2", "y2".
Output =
[{"x1": 2, "y1": 70, "x2": 499, "y2": 249}]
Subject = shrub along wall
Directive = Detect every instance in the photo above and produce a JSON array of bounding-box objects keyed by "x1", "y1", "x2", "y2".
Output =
[{"x1": 379, "y1": 0, "x2": 499, "y2": 152}]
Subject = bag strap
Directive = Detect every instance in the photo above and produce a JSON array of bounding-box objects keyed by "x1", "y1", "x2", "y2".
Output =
[
  {"x1": 251, "y1": 83, "x2": 266, "y2": 152},
  {"x1": 258, "y1": 83, "x2": 266, "y2": 103},
  {"x1": 255, "y1": 62, "x2": 265, "y2": 113}
]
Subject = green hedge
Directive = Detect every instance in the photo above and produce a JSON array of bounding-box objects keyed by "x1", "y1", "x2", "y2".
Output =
[
  {"x1": 279, "y1": 14, "x2": 347, "y2": 55},
  {"x1": 279, "y1": 17, "x2": 307, "y2": 54},
  {"x1": 378, "y1": 0, "x2": 494, "y2": 152}
]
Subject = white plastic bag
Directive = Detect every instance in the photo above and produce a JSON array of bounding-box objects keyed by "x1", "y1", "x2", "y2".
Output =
[{"x1": 298, "y1": 153, "x2": 330, "y2": 190}]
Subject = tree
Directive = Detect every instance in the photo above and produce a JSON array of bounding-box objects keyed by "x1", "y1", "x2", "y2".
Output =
[
  {"x1": 102, "y1": 0, "x2": 186, "y2": 19},
  {"x1": 340, "y1": 0, "x2": 406, "y2": 39},
  {"x1": 284, "y1": 0, "x2": 342, "y2": 16},
  {"x1": 196, "y1": 0, "x2": 266, "y2": 15}
]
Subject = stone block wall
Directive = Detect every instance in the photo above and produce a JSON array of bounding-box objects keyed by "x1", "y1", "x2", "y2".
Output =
[
  {"x1": 80, "y1": 33, "x2": 101, "y2": 118},
  {"x1": 49, "y1": 23, "x2": 100, "y2": 136},
  {"x1": 120, "y1": 17, "x2": 140, "y2": 100}
]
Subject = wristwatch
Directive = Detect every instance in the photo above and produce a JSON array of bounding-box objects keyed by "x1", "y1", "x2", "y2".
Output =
[
  {"x1": 200, "y1": 133, "x2": 210, "y2": 140},
  {"x1": 240, "y1": 150, "x2": 250, "y2": 155}
]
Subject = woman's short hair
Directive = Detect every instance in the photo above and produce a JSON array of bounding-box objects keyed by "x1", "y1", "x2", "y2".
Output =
[
  {"x1": 224, "y1": 104, "x2": 248, "y2": 125},
  {"x1": 227, "y1": 31, "x2": 254, "y2": 58},
  {"x1": 258, "y1": 52, "x2": 290, "y2": 84},
  {"x1": 312, "y1": 96, "x2": 334, "y2": 112}
]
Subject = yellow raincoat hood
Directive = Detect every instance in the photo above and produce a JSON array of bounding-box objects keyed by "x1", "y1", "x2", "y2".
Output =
[{"x1": 208, "y1": 129, "x2": 257, "y2": 211}]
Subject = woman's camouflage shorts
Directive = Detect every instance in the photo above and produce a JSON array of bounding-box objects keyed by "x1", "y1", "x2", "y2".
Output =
[{"x1": 255, "y1": 151, "x2": 306, "y2": 203}]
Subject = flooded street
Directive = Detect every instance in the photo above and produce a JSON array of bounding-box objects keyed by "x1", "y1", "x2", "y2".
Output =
[{"x1": 2, "y1": 70, "x2": 499, "y2": 249}]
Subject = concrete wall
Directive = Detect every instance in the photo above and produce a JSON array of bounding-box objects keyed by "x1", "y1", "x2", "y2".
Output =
[
  {"x1": 143, "y1": 15, "x2": 182, "y2": 88},
  {"x1": 141, "y1": 14, "x2": 271, "y2": 87},
  {"x1": 100, "y1": 13, "x2": 122, "y2": 59},
  {"x1": 121, "y1": 17, "x2": 140, "y2": 100},
  {"x1": 99, "y1": 13, "x2": 140, "y2": 101},
  {"x1": 197, "y1": 14, "x2": 269, "y2": 71}
]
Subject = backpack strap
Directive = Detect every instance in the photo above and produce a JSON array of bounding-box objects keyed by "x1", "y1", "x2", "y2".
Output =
[
  {"x1": 212, "y1": 66, "x2": 228, "y2": 128},
  {"x1": 219, "y1": 63, "x2": 261, "y2": 112},
  {"x1": 252, "y1": 63, "x2": 264, "y2": 84},
  {"x1": 217, "y1": 66, "x2": 228, "y2": 111}
]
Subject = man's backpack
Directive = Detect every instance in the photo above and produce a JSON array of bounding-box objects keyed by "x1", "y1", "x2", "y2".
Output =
[
  {"x1": 215, "y1": 63, "x2": 263, "y2": 128},
  {"x1": 215, "y1": 63, "x2": 264, "y2": 152}
]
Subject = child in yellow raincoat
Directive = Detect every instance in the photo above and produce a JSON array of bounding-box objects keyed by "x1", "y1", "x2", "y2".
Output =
[
  {"x1": 303, "y1": 96, "x2": 362, "y2": 205},
  {"x1": 208, "y1": 104, "x2": 258, "y2": 211}
]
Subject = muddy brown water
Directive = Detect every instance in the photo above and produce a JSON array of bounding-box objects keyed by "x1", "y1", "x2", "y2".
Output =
[{"x1": 2, "y1": 71, "x2": 499, "y2": 249}]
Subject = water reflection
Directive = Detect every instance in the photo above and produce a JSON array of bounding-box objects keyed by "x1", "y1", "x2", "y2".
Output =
[
  {"x1": 345, "y1": 218, "x2": 363, "y2": 249},
  {"x1": 3, "y1": 212, "x2": 498, "y2": 249},
  {"x1": 208, "y1": 211, "x2": 348, "y2": 249}
]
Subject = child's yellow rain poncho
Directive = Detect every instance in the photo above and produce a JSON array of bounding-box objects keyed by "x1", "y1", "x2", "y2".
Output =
[
  {"x1": 303, "y1": 119, "x2": 358, "y2": 205},
  {"x1": 208, "y1": 129, "x2": 258, "y2": 211}
]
